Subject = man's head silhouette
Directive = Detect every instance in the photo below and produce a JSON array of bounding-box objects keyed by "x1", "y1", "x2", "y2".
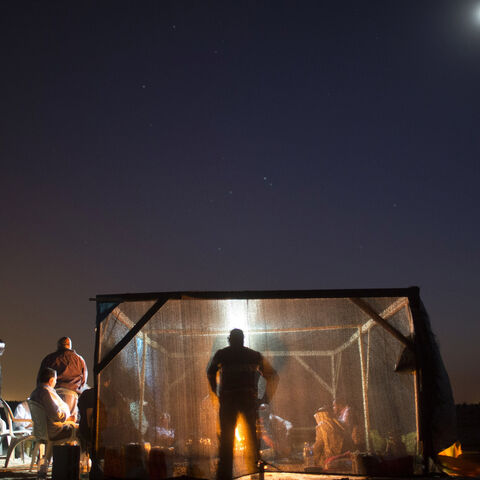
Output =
[
  {"x1": 57, "y1": 336, "x2": 72, "y2": 350},
  {"x1": 228, "y1": 328, "x2": 244, "y2": 347}
]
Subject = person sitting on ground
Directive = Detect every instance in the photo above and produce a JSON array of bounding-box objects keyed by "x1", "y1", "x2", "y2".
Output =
[
  {"x1": 155, "y1": 412, "x2": 175, "y2": 448},
  {"x1": 312, "y1": 407, "x2": 346, "y2": 468},
  {"x1": 332, "y1": 398, "x2": 362, "y2": 451},
  {"x1": 258, "y1": 403, "x2": 292, "y2": 460},
  {"x1": 30, "y1": 367, "x2": 78, "y2": 442}
]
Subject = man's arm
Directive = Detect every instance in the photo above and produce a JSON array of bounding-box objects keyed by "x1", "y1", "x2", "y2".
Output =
[
  {"x1": 80, "y1": 354, "x2": 88, "y2": 387},
  {"x1": 40, "y1": 388, "x2": 69, "y2": 423},
  {"x1": 260, "y1": 356, "x2": 279, "y2": 404},
  {"x1": 206, "y1": 352, "x2": 220, "y2": 395},
  {"x1": 273, "y1": 415, "x2": 292, "y2": 433}
]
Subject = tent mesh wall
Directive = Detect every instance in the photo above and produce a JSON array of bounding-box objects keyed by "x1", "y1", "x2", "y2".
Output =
[{"x1": 95, "y1": 295, "x2": 420, "y2": 479}]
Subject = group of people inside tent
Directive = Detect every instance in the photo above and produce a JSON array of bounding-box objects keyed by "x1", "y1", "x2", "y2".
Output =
[{"x1": 256, "y1": 396, "x2": 365, "y2": 471}]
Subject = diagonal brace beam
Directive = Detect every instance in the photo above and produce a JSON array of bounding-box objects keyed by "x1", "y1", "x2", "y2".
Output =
[
  {"x1": 95, "y1": 297, "x2": 168, "y2": 375},
  {"x1": 293, "y1": 355, "x2": 333, "y2": 396},
  {"x1": 349, "y1": 297, "x2": 413, "y2": 348}
]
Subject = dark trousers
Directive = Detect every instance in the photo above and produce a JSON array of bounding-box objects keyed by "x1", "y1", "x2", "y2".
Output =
[{"x1": 217, "y1": 393, "x2": 259, "y2": 480}]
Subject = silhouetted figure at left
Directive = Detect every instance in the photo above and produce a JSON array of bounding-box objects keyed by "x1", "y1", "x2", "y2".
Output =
[{"x1": 207, "y1": 328, "x2": 278, "y2": 480}]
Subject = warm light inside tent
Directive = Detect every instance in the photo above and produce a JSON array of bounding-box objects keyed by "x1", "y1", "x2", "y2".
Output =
[
  {"x1": 94, "y1": 290, "x2": 451, "y2": 479},
  {"x1": 234, "y1": 415, "x2": 247, "y2": 453},
  {"x1": 225, "y1": 300, "x2": 249, "y2": 344}
]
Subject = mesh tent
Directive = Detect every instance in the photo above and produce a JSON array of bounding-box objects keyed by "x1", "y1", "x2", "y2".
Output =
[{"x1": 91, "y1": 287, "x2": 456, "y2": 479}]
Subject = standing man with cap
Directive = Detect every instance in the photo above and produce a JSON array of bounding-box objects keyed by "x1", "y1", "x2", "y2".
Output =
[
  {"x1": 207, "y1": 328, "x2": 278, "y2": 480},
  {"x1": 39, "y1": 336, "x2": 87, "y2": 420}
]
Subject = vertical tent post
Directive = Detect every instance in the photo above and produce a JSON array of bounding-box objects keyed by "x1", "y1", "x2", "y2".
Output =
[
  {"x1": 331, "y1": 354, "x2": 336, "y2": 401},
  {"x1": 357, "y1": 327, "x2": 370, "y2": 452},
  {"x1": 165, "y1": 350, "x2": 170, "y2": 413},
  {"x1": 91, "y1": 300, "x2": 119, "y2": 480},
  {"x1": 92, "y1": 310, "x2": 102, "y2": 479},
  {"x1": 407, "y1": 289, "x2": 430, "y2": 474},
  {"x1": 405, "y1": 302, "x2": 421, "y2": 459},
  {"x1": 138, "y1": 332, "x2": 147, "y2": 435}
]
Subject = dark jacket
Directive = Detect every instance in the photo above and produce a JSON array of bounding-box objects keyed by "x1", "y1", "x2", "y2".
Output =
[
  {"x1": 39, "y1": 348, "x2": 87, "y2": 394},
  {"x1": 207, "y1": 345, "x2": 278, "y2": 401}
]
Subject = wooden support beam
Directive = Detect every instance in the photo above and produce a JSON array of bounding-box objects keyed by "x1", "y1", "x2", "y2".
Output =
[
  {"x1": 94, "y1": 297, "x2": 168, "y2": 374},
  {"x1": 349, "y1": 297, "x2": 413, "y2": 348}
]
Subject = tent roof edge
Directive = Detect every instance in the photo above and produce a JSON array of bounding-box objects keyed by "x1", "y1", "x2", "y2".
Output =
[{"x1": 93, "y1": 286, "x2": 420, "y2": 303}]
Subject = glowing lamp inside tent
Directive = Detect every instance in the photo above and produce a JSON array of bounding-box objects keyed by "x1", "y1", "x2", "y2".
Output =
[
  {"x1": 225, "y1": 300, "x2": 249, "y2": 345},
  {"x1": 234, "y1": 415, "x2": 248, "y2": 453}
]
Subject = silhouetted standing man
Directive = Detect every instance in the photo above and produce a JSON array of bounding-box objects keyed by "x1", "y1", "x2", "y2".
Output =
[{"x1": 207, "y1": 329, "x2": 278, "y2": 480}]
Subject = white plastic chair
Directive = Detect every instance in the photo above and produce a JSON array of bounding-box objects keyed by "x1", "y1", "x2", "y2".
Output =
[
  {"x1": 27, "y1": 399, "x2": 76, "y2": 473},
  {"x1": 0, "y1": 398, "x2": 33, "y2": 467}
]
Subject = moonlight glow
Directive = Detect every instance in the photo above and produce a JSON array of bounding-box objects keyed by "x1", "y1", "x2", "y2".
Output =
[{"x1": 475, "y1": 4, "x2": 480, "y2": 23}]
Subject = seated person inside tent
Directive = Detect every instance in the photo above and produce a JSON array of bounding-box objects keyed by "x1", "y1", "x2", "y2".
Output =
[
  {"x1": 258, "y1": 403, "x2": 292, "y2": 460},
  {"x1": 154, "y1": 412, "x2": 175, "y2": 449},
  {"x1": 332, "y1": 399, "x2": 362, "y2": 451},
  {"x1": 312, "y1": 407, "x2": 351, "y2": 469},
  {"x1": 97, "y1": 368, "x2": 137, "y2": 448}
]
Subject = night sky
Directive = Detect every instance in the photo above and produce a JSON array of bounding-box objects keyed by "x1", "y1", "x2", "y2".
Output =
[{"x1": 1, "y1": 1, "x2": 479, "y2": 403}]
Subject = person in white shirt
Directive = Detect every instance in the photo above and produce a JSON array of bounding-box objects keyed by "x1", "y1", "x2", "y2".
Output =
[
  {"x1": 29, "y1": 367, "x2": 77, "y2": 441},
  {"x1": 13, "y1": 400, "x2": 32, "y2": 432}
]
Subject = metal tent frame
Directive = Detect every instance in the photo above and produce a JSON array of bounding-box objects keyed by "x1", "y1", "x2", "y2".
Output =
[{"x1": 90, "y1": 287, "x2": 436, "y2": 478}]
